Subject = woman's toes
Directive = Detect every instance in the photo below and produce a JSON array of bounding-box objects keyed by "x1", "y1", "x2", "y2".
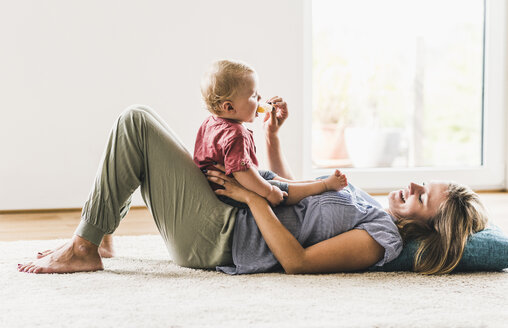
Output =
[
  {"x1": 19, "y1": 263, "x2": 32, "y2": 272},
  {"x1": 24, "y1": 264, "x2": 36, "y2": 273}
]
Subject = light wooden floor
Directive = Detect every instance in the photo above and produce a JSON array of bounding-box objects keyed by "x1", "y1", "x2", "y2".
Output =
[
  {"x1": 0, "y1": 207, "x2": 159, "y2": 241},
  {"x1": 1, "y1": 193, "x2": 507, "y2": 241}
]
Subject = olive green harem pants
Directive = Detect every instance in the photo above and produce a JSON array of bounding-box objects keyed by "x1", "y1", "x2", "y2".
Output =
[{"x1": 75, "y1": 105, "x2": 238, "y2": 268}]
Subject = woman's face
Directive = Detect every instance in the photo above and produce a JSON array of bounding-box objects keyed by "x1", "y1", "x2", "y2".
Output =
[{"x1": 387, "y1": 181, "x2": 449, "y2": 222}]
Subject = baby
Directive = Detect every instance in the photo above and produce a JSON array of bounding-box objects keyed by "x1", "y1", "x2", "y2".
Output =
[{"x1": 194, "y1": 59, "x2": 347, "y2": 207}]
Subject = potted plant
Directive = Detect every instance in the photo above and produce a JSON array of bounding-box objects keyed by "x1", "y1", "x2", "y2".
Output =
[{"x1": 343, "y1": 95, "x2": 403, "y2": 168}]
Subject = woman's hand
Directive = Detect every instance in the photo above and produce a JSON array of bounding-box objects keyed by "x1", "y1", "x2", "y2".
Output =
[
  {"x1": 263, "y1": 96, "x2": 289, "y2": 136},
  {"x1": 261, "y1": 96, "x2": 294, "y2": 180},
  {"x1": 205, "y1": 165, "x2": 262, "y2": 204}
]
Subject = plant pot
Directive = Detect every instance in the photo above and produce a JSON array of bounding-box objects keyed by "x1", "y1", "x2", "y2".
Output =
[
  {"x1": 344, "y1": 127, "x2": 402, "y2": 168},
  {"x1": 312, "y1": 123, "x2": 350, "y2": 160}
]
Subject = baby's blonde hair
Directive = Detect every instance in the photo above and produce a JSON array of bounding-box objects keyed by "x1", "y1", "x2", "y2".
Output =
[{"x1": 201, "y1": 60, "x2": 255, "y2": 114}]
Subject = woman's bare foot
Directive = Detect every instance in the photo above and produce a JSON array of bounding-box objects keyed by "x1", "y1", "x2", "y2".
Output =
[
  {"x1": 36, "y1": 244, "x2": 65, "y2": 259},
  {"x1": 36, "y1": 234, "x2": 115, "y2": 259},
  {"x1": 19, "y1": 235, "x2": 103, "y2": 274},
  {"x1": 98, "y1": 234, "x2": 115, "y2": 258},
  {"x1": 323, "y1": 169, "x2": 348, "y2": 191}
]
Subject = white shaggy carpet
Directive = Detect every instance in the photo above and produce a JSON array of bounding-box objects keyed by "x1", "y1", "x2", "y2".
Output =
[{"x1": 1, "y1": 235, "x2": 507, "y2": 328}]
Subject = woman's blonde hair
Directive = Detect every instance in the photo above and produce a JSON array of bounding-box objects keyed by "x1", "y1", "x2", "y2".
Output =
[
  {"x1": 397, "y1": 182, "x2": 488, "y2": 275},
  {"x1": 200, "y1": 59, "x2": 255, "y2": 114}
]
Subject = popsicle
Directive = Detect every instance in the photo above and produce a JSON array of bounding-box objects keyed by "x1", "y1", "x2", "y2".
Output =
[{"x1": 257, "y1": 103, "x2": 273, "y2": 113}]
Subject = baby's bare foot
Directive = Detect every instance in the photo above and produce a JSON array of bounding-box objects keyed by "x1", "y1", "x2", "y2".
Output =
[
  {"x1": 19, "y1": 235, "x2": 103, "y2": 274},
  {"x1": 323, "y1": 169, "x2": 348, "y2": 191}
]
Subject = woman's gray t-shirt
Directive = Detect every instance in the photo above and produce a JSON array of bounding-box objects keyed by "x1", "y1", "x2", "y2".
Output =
[{"x1": 217, "y1": 183, "x2": 403, "y2": 274}]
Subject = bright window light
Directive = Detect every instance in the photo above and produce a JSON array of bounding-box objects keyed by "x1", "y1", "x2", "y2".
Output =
[{"x1": 312, "y1": 0, "x2": 484, "y2": 170}]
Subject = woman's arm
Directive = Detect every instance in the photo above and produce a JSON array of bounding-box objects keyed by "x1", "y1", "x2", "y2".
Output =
[
  {"x1": 264, "y1": 97, "x2": 295, "y2": 180},
  {"x1": 246, "y1": 195, "x2": 384, "y2": 273},
  {"x1": 207, "y1": 170, "x2": 384, "y2": 274},
  {"x1": 265, "y1": 133, "x2": 295, "y2": 180}
]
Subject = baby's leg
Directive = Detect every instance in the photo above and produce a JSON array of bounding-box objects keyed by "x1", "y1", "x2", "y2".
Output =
[
  {"x1": 284, "y1": 169, "x2": 347, "y2": 205},
  {"x1": 272, "y1": 176, "x2": 315, "y2": 184},
  {"x1": 284, "y1": 181, "x2": 326, "y2": 205}
]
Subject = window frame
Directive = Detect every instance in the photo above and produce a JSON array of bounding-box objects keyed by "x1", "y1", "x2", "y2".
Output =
[{"x1": 303, "y1": 0, "x2": 506, "y2": 192}]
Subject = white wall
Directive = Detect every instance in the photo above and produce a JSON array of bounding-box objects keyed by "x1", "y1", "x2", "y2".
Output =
[{"x1": 0, "y1": 0, "x2": 305, "y2": 210}]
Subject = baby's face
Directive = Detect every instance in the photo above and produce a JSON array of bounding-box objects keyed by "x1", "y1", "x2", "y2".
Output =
[{"x1": 229, "y1": 73, "x2": 261, "y2": 123}]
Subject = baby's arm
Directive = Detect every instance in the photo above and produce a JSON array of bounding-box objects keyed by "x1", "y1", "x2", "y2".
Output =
[{"x1": 233, "y1": 168, "x2": 286, "y2": 206}]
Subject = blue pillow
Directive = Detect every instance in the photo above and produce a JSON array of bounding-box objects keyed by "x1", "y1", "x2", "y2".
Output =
[{"x1": 369, "y1": 225, "x2": 508, "y2": 272}]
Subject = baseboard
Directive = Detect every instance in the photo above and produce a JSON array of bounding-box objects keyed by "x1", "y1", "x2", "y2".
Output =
[{"x1": 0, "y1": 205, "x2": 148, "y2": 215}]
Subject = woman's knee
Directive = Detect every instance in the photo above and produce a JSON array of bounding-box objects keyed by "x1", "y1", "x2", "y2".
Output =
[
  {"x1": 121, "y1": 104, "x2": 155, "y2": 121},
  {"x1": 117, "y1": 105, "x2": 160, "y2": 132}
]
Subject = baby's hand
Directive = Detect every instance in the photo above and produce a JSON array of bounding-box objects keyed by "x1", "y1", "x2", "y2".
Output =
[
  {"x1": 266, "y1": 185, "x2": 286, "y2": 207},
  {"x1": 323, "y1": 169, "x2": 348, "y2": 192}
]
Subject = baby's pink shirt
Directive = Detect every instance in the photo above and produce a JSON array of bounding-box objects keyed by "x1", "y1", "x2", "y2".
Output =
[{"x1": 193, "y1": 116, "x2": 258, "y2": 178}]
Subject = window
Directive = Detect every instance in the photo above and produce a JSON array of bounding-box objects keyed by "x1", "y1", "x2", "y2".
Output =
[{"x1": 305, "y1": 0, "x2": 505, "y2": 191}]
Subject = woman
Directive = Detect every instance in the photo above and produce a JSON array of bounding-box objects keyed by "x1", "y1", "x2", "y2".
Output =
[{"x1": 18, "y1": 103, "x2": 488, "y2": 275}]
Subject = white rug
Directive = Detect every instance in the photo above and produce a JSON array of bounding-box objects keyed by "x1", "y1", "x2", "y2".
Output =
[{"x1": 1, "y1": 235, "x2": 507, "y2": 328}]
